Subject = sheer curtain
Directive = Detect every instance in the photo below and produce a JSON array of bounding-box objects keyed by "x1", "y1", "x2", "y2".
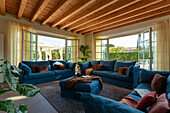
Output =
[
  {"x1": 6, "y1": 21, "x2": 34, "y2": 66},
  {"x1": 153, "y1": 19, "x2": 170, "y2": 71}
]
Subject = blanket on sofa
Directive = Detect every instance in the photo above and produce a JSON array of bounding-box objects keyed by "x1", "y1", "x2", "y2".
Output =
[{"x1": 66, "y1": 76, "x2": 103, "y2": 89}]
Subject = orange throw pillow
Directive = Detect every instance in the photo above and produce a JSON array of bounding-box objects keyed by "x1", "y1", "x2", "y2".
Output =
[
  {"x1": 30, "y1": 64, "x2": 39, "y2": 73},
  {"x1": 120, "y1": 96, "x2": 138, "y2": 108},
  {"x1": 37, "y1": 65, "x2": 48, "y2": 72},
  {"x1": 118, "y1": 67, "x2": 124, "y2": 74},
  {"x1": 136, "y1": 91, "x2": 157, "y2": 111},
  {"x1": 93, "y1": 65, "x2": 104, "y2": 71},
  {"x1": 55, "y1": 64, "x2": 65, "y2": 70}
]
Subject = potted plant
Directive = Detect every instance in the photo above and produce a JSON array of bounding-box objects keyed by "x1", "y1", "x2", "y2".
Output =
[
  {"x1": 79, "y1": 45, "x2": 91, "y2": 62},
  {"x1": 0, "y1": 61, "x2": 40, "y2": 113}
]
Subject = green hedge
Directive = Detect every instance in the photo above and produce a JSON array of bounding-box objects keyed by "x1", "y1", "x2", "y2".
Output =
[{"x1": 109, "y1": 52, "x2": 138, "y2": 61}]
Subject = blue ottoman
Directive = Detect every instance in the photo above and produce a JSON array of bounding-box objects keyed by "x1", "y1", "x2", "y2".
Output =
[{"x1": 59, "y1": 76, "x2": 102, "y2": 101}]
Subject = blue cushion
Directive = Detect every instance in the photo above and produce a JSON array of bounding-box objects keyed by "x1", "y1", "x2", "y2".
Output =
[
  {"x1": 108, "y1": 72, "x2": 132, "y2": 82},
  {"x1": 78, "y1": 62, "x2": 90, "y2": 75},
  {"x1": 19, "y1": 63, "x2": 32, "y2": 75},
  {"x1": 49, "y1": 60, "x2": 67, "y2": 70},
  {"x1": 91, "y1": 70, "x2": 112, "y2": 78},
  {"x1": 114, "y1": 61, "x2": 136, "y2": 72},
  {"x1": 22, "y1": 61, "x2": 51, "y2": 70},
  {"x1": 100, "y1": 60, "x2": 116, "y2": 71},
  {"x1": 67, "y1": 62, "x2": 76, "y2": 69},
  {"x1": 23, "y1": 71, "x2": 55, "y2": 80},
  {"x1": 128, "y1": 94, "x2": 142, "y2": 102},
  {"x1": 139, "y1": 69, "x2": 170, "y2": 83},
  {"x1": 126, "y1": 65, "x2": 133, "y2": 77},
  {"x1": 89, "y1": 60, "x2": 100, "y2": 67},
  {"x1": 60, "y1": 77, "x2": 101, "y2": 93},
  {"x1": 166, "y1": 75, "x2": 170, "y2": 100}
]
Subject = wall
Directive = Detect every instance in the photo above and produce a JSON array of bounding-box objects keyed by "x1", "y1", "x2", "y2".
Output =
[{"x1": 0, "y1": 13, "x2": 85, "y2": 60}]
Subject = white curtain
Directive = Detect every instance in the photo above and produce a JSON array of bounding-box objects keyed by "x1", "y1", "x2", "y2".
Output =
[
  {"x1": 7, "y1": 21, "x2": 34, "y2": 66},
  {"x1": 153, "y1": 19, "x2": 170, "y2": 71}
]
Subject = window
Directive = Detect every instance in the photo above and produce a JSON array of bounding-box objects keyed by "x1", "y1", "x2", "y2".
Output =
[
  {"x1": 95, "y1": 39, "x2": 108, "y2": 60},
  {"x1": 22, "y1": 30, "x2": 38, "y2": 61},
  {"x1": 66, "y1": 39, "x2": 79, "y2": 62}
]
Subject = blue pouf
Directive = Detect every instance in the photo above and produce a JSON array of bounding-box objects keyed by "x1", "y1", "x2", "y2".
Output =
[{"x1": 59, "y1": 76, "x2": 102, "y2": 101}]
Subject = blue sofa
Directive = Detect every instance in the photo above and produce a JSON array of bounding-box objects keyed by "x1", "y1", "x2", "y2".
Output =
[
  {"x1": 79, "y1": 60, "x2": 139, "y2": 89},
  {"x1": 19, "y1": 60, "x2": 76, "y2": 85},
  {"x1": 80, "y1": 69, "x2": 170, "y2": 113}
]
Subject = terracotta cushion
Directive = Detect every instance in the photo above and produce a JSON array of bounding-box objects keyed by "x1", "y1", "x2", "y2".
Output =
[
  {"x1": 118, "y1": 67, "x2": 124, "y2": 74},
  {"x1": 55, "y1": 64, "x2": 65, "y2": 70},
  {"x1": 149, "y1": 93, "x2": 170, "y2": 113},
  {"x1": 120, "y1": 96, "x2": 138, "y2": 108},
  {"x1": 151, "y1": 74, "x2": 167, "y2": 94},
  {"x1": 30, "y1": 64, "x2": 39, "y2": 73},
  {"x1": 96, "y1": 65, "x2": 104, "y2": 71},
  {"x1": 93, "y1": 65, "x2": 98, "y2": 70},
  {"x1": 37, "y1": 65, "x2": 48, "y2": 72},
  {"x1": 136, "y1": 91, "x2": 157, "y2": 111},
  {"x1": 85, "y1": 67, "x2": 93, "y2": 75}
]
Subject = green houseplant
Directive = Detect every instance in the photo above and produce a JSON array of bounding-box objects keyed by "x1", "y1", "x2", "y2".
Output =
[
  {"x1": 79, "y1": 45, "x2": 91, "y2": 62},
  {"x1": 0, "y1": 61, "x2": 40, "y2": 113}
]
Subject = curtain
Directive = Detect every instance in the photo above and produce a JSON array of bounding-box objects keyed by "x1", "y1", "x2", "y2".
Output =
[
  {"x1": 153, "y1": 19, "x2": 170, "y2": 71},
  {"x1": 7, "y1": 21, "x2": 34, "y2": 66}
]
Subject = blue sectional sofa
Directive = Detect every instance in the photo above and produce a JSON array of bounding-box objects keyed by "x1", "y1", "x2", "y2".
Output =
[
  {"x1": 80, "y1": 69, "x2": 170, "y2": 113},
  {"x1": 79, "y1": 60, "x2": 140, "y2": 89},
  {"x1": 19, "y1": 60, "x2": 76, "y2": 85}
]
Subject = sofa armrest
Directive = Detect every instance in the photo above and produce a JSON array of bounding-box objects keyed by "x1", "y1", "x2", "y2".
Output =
[
  {"x1": 132, "y1": 65, "x2": 140, "y2": 89},
  {"x1": 80, "y1": 93, "x2": 144, "y2": 113},
  {"x1": 78, "y1": 62, "x2": 90, "y2": 75},
  {"x1": 18, "y1": 63, "x2": 32, "y2": 76},
  {"x1": 67, "y1": 62, "x2": 76, "y2": 70}
]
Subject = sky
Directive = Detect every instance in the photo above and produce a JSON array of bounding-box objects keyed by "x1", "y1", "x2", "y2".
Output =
[
  {"x1": 38, "y1": 35, "x2": 65, "y2": 47},
  {"x1": 109, "y1": 34, "x2": 138, "y2": 48}
]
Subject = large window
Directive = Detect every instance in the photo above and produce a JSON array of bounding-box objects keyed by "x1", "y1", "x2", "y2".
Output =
[
  {"x1": 22, "y1": 30, "x2": 37, "y2": 61},
  {"x1": 66, "y1": 39, "x2": 79, "y2": 62},
  {"x1": 95, "y1": 39, "x2": 108, "y2": 60}
]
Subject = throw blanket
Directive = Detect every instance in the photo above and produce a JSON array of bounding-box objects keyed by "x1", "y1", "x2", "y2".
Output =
[
  {"x1": 85, "y1": 67, "x2": 93, "y2": 75},
  {"x1": 66, "y1": 75, "x2": 103, "y2": 89}
]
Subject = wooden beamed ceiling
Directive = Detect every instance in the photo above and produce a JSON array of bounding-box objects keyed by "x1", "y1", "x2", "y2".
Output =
[{"x1": 2, "y1": 0, "x2": 170, "y2": 35}]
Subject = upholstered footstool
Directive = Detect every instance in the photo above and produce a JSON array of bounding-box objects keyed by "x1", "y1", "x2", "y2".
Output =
[{"x1": 59, "y1": 76, "x2": 102, "y2": 101}]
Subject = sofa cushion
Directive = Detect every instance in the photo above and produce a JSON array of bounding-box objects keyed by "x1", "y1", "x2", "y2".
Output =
[
  {"x1": 139, "y1": 69, "x2": 170, "y2": 83},
  {"x1": 166, "y1": 75, "x2": 170, "y2": 100},
  {"x1": 100, "y1": 60, "x2": 116, "y2": 71},
  {"x1": 126, "y1": 65, "x2": 133, "y2": 77},
  {"x1": 22, "y1": 61, "x2": 51, "y2": 70},
  {"x1": 91, "y1": 70, "x2": 112, "y2": 78},
  {"x1": 49, "y1": 60, "x2": 68, "y2": 70},
  {"x1": 53, "y1": 69, "x2": 74, "y2": 76},
  {"x1": 78, "y1": 62, "x2": 90, "y2": 75},
  {"x1": 128, "y1": 94, "x2": 142, "y2": 102},
  {"x1": 89, "y1": 60, "x2": 100, "y2": 67},
  {"x1": 114, "y1": 61, "x2": 136, "y2": 72},
  {"x1": 108, "y1": 72, "x2": 132, "y2": 82},
  {"x1": 23, "y1": 71, "x2": 55, "y2": 80},
  {"x1": 19, "y1": 63, "x2": 32, "y2": 75}
]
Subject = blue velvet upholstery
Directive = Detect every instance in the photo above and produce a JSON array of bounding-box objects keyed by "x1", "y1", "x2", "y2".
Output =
[
  {"x1": 19, "y1": 60, "x2": 75, "y2": 85},
  {"x1": 91, "y1": 70, "x2": 112, "y2": 78},
  {"x1": 89, "y1": 60, "x2": 100, "y2": 67},
  {"x1": 78, "y1": 61, "x2": 90, "y2": 75},
  {"x1": 100, "y1": 60, "x2": 116, "y2": 71},
  {"x1": 114, "y1": 61, "x2": 136, "y2": 72},
  {"x1": 80, "y1": 93, "x2": 144, "y2": 113},
  {"x1": 139, "y1": 69, "x2": 170, "y2": 83},
  {"x1": 108, "y1": 72, "x2": 132, "y2": 82},
  {"x1": 166, "y1": 75, "x2": 170, "y2": 100},
  {"x1": 132, "y1": 65, "x2": 140, "y2": 88},
  {"x1": 60, "y1": 77, "x2": 102, "y2": 101}
]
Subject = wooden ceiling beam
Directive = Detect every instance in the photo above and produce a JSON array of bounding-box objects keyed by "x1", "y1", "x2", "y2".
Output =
[
  {"x1": 17, "y1": 0, "x2": 28, "y2": 19},
  {"x1": 41, "y1": 0, "x2": 68, "y2": 25},
  {"x1": 67, "y1": 0, "x2": 141, "y2": 31},
  {"x1": 51, "y1": 0, "x2": 96, "y2": 28},
  {"x1": 74, "y1": 0, "x2": 164, "y2": 33},
  {"x1": 59, "y1": 0, "x2": 119, "y2": 30},
  {"x1": 79, "y1": 0, "x2": 170, "y2": 34},
  {"x1": 30, "y1": 0, "x2": 49, "y2": 23},
  {"x1": 94, "y1": 11, "x2": 170, "y2": 34},
  {"x1": 0, "y1": 0, "x2": 5, "y2": 16},
  {"x1": 82, "y1": 7, "x2": 170, "y2": 35}
]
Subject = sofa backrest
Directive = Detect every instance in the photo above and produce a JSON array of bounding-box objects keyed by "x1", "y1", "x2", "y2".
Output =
[
  {"x1": 100, "y1": 60, "x2": 116, "y2": 71},
  {"x1": 113, "y1": 61, "x2": 136, "y2": 72},
  {"x1": 89, "y1": 60, "x2": 100, "y2": 67},
  {"x1": 139, "y1": 69, "x2": 170, "y2": 83},
  {"x1": 22, "y1": 61, "x2": 51, "y2": 70}
]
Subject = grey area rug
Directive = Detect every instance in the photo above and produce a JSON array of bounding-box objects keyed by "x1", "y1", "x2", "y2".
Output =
[{"x1": 36, "y1": 81, "x2": 132, "y2": 113}]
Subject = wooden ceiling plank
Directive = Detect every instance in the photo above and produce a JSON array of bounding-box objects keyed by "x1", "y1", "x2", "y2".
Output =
[
  {"x1": 67, "y1": 0, "x2": 141, "y2": 31},
  {"x1": 59, "y1": 0, "x2": 119, "y2": 30},
  {"x1": 17, "y1": 0, "x2": 28, "y2": 19},
  {"x1": 82, "y1": 6, "x2": 170, "y2": 34},
  {"x1": 41, "y1": 0, "x2": 68, "y2": 25},
  {"x1": 74, "y1": 0, "x2": 164, "y2": 33},
  {"x1": 0, "y1": 0, "x2": 5, "y2": 16},
  {"x1": 94, "y1": 11, "x2": 170, "y2": 34},
  {"x1": 79, "y1": 0, "x2": 170, "y2": 34},
  {"x1": 30, "y1": 0, "x2": 49, "y2": 23},
  {"x1": 51, "y1": 0, "x2": 96, "y2": 28}
]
